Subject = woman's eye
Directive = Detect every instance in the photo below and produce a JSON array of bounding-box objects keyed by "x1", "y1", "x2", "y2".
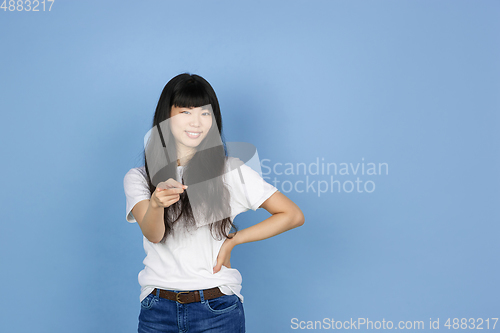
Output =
[{"x1": 180, "y1": 111, "x2": 210, "y2": 116}]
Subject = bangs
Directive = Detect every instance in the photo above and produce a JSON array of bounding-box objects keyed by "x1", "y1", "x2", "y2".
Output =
[{"x1": 171, "y1": 82, "x2": 211, "y2": 109}]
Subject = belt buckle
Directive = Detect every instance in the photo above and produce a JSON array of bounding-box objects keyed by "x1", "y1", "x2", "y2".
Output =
[{"x1": 176, "y1": 291, "x2": 190, "y2": 304}]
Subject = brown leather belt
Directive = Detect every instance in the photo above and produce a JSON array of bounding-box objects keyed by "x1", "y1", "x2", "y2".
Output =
[{"x1": 151, "y1": 287, "x2": 225, "y2": 304}]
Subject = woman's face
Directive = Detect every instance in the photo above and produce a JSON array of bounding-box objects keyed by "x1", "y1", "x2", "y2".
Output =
[{"x1": 169, "y1": 105, "x2": 213, "y2": 157}]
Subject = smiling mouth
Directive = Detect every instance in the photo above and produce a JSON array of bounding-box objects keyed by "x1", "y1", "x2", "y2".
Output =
[{"x1": 186, "y1": 131, "x2": 201, "y2": 138}]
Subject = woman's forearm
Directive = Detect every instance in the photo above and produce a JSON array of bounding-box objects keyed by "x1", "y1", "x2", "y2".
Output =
[
  {"x1": 230, "y1": 211, "x2": 304, "y2": 247},
  {"x1": 140, "y1": 200, "x2": 166, "y2": 243}
]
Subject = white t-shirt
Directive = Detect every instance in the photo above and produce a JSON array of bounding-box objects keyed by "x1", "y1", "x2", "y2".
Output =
[{"x1": 123, "y1": 156, "x2": 278, "y2": 303}]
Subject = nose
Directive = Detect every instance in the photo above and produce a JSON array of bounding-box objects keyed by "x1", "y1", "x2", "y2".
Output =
[{"x1": 189, "y1": 113, "x2": 202, "y2": 127}]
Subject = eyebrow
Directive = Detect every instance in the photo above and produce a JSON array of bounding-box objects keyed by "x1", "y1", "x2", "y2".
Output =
[{"x1": 179, "y1": 107, "x2": 210, "y2": 112}]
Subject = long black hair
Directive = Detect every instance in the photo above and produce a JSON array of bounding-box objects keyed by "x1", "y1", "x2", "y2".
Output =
[{"x1": 142, "y1": 73, "x2": 237, "y2": 243}]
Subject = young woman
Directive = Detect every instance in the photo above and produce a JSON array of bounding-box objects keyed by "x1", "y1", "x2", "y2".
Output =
[{"x1": 124, "y1": 73, "x2": 304, "y2": 332}]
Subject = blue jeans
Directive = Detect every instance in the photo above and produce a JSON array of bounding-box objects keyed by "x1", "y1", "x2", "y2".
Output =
[{"x1": 138, "y1": 289, "x2": 245, "y2": 332}]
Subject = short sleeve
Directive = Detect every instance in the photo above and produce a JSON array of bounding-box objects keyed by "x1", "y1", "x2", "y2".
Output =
[
  {"x1": 123, "y1": 167, "x2": 151, "y2": 223},
  {"x1": 227, "y1": 157, "x2": 279, "y2": 211}
]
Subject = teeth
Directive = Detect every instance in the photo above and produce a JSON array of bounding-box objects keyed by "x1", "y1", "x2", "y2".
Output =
[{"x1": 187, "y1": 131, "x2": 201, "y2": 137}]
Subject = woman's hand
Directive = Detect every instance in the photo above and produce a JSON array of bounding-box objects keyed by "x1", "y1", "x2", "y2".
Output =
[
  {"x1": 151, "y1": 178, "x2": 188, "y2": 209},
  {"x1": 213, "y1": 232, "x2": 237, "y2": 273}
]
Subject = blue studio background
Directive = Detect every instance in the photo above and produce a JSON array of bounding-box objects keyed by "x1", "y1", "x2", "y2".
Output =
[{"x1": 1, "y1": 1, "x2": 499, "y2": 332}]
